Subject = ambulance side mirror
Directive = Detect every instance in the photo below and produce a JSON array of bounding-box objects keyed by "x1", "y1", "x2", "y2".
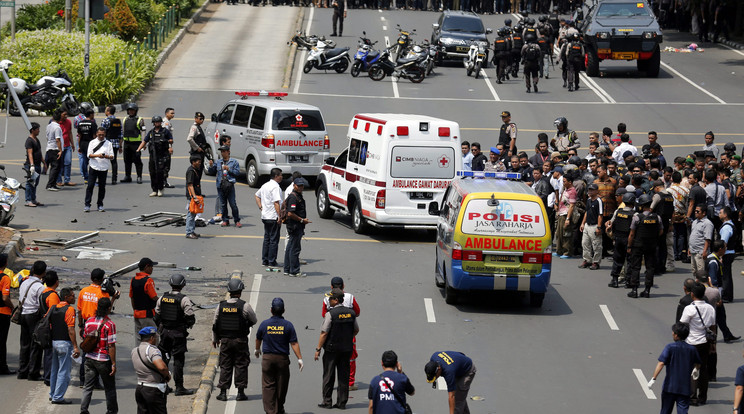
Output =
[
  {"x1": 325, "y1": 156, "x2": 335, "y2": 165},
  {"x1": 428, "y1": 201, "x2": 440, "y2": 216}
]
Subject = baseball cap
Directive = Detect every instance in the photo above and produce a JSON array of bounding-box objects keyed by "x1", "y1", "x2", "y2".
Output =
[
  {"x1": 616, "y1": 187, "x2": 627, "y2": 196},
  {"x1": 550, "y1": 152, "x2": 562, "y2": 159},
  {"x1": 500, "y1": 111, "x2": 511, "y2": 117},
  {"x1": 139, "y1": 257, "x2": 158, "y2": 269},
  {"x1": 138, "y1": 326, "x2": 157, "y2": 336},
  {"x1": 490, "y1": 147, "x2": 500, "y2": 155},
  {"x1": 331, "y1": 276, "x2": 344, "y2": 288},
  {"x1": 425, "y1": 361, "x2": 440, "y2": 382},
  {"x1": 551, "y1": 166, "x2": 563, "y2": 174},
  {"x1": 330, "y1": 288, "x2": 344, "y2": 301},
  {"x1": 625, "y1": 185, "x2": 637, "y2": 193},
  {"x1": 271, "y1": 297, "x2": 285, "y2": 311},
  {"x1": 218, "y1": 145, "x2": 230, "y2": 152},
  {"x1": 294, "y1": 177, "x2": 308, "y2": 187},
  {"x1": 587, "y1": 183, "x2": 599, "y2": 191}
]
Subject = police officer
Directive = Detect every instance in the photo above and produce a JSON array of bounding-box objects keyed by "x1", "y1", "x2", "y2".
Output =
[
  {"x1": 550, "y1": 117, "x2": 580, "y2": 158},
  {"x1": 510, "y1": 23, "x2": 524, "y2": 77},
  {"x1": 606, "y1": 192, "x2": 635, "y2": 288},
  {"x1": 212, "y1": 278, "x2": 257, "y2": 402},
  {"x1": 321, "y1": 277, "x2": 361, "y2": 390},
  {"x1": 186, "y1": 112, "x2": 212, "y2": 173},
  {"x1": 492, "y1": 29, "x2": 511, "y2": 84},
  {"x1": 650, "y1": 180, "x2": 675, "y2": 273},
  {"x1": 76, "y1": 108, "x2": 97, "y2": 183},
  {"x1": 424, "y1": 351, "x2": 477, "y2": 414},
  {"x1": 137, "y1": 116, "x2": 173, "y2": 197},
  {"x1": 254, "y1": 298, "x2": 304, "y2": 414},
  {"x1": 122, "y1": 103, "x2": 146, "y2": 184},
  {"x1": 315, "y1": 288, "x2": 359, "y2": 410},
  {"x1": 131, "y1": 326, "x2": 171, "y2": 414},
  {"x1": 154, "y1": 274, "x2": 196, "y2": 396},
  {"x1": 559, "y1": 33, "x2": 584, "y2": 91},
  {"x1": 627, "y1": 194, "x2": 662, "y2": 298},
  {"x1": 521, "y1": 33, "x2": 542, "y2": 93},
  {"x1": 498, "y1": 111, "x2": 517, "y2": 157},
  {"x1": 101, "y1": 105, "x2": 122, "y2": 185}
]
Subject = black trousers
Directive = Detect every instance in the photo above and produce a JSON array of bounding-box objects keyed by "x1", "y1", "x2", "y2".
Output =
[
  {"x1": 321, "y1": 350, "x2": 352, "y2": 406},
  {"x1": 18, "y1": 312, "x2": 42, "y2": 378},
  {"x1": 111, "y1": 148, "x2": 119, "y2": 182},
  {"x1": 217, "y1": 337, "x2": 249, "y2": 390},
  {"x1": 691, "y1": 342, "x2": 710, "y2": 402},
  {"x1": 85, "y1": 168, "x2": 107, "y2": 208},
  {"x1": 0, "y1": 313, "x2": 9, "y2": 370},
  {"x1": 628, "y1": 243, "x2": 656, "y2": 288},
  {"x1": 262, "y1": 353, "x2": 290, "y2": 414},
  {"x1": 123, "y1": 140, "x2": 143, "y2": 178},
  {"x1": 135, "y1": 385, "x2": 167, "y2": 414},
  {"x1": 45, "y1": 149, "x2": 60, "y2": 189},
  {"x1": 332, "y1": 10, "x2": 344, "y2": 35},
  {"x1": 716, "y1": 303, "x2": 735, "y2": 340},
  {"x1": 148, "y1": 153, "x2": 168, "y2": 192},
  {"x1": 159, "y1": 329, "x2": 188, "y2": 387},
  {"x1": 722, "y1": 253, "x2": 735, "y2": 302}
]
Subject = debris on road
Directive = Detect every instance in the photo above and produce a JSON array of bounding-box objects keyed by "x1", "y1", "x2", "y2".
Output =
[
  {"x1": 33, "y1": 231, "x2": 100, "y2": 248},
  {"x1": 66, "y1": 246, "x2": 129, "y2": 260},
  {"x1": 663, "y1": 44, "x2": 705, "y2": 53}
]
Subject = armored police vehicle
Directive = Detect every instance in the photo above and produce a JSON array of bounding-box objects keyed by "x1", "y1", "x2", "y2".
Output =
[{"x1": 578, "y1": 0, "x2": 663, "y2": 77}]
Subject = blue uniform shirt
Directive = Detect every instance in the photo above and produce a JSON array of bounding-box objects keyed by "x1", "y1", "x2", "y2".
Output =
[
  {"x1": 368, "y1": 371, "x2": 415, "y2": 414},
  {"x1": 255, "y1": 315, "x2": 298, "y2": 355},
  {"x1": 735, "y1": 365, "x2": 744, "y2": 412},
  {"x1": 658, "y1": 341, "x2": 701, "y2": 396},
  {"x1": 430, "y1": 351, "x2": 473, "y2": 392}
]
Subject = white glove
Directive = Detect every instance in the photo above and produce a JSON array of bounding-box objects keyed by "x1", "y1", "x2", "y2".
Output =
[
  {"x1": 647, "y1": 378, "x2": 655, "y2": 388},
  {"x1": 298, "y1": 359, "x2": 304, "y2": 372},
  {"x1": 254, "y1": 349, "x2": 261, "y2": 358},
  {"x1": 29, "y1": 166, "x2": 35, "y2": 175},
  {"x1": 692, "y1": 367, "x2": 700, "y2": 380}
]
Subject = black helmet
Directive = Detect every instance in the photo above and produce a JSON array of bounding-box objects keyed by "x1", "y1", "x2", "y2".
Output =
[
  {"x1": 169, "y1": 274, "x2": 187, "y2": 288},
  {"x1": 539, "y1": 15, "x2": 548, "y2": 22},
  {"x1": 80, "y1": 102, "x2": 93, "y2": 112},
  {"x1": 527, "y1": 17, "x2": 536, "y2": 25},
  {"x1": 520, "y1": 10, "x2": 529, "y2": 17},
  {"x1": 637, "y1": 193, "x2": 653, "y2": 206},
  {"x1": 568, "y1": 156, "x2": 581, "y2": 166},
  {"x1": 572, "y1": 33, "x2": 581, "y2": 41},
  {"x1": 622, "y1": 193, "x2": 636, "y2": 204},
  {"x1": 724, "y1": 142, "x2": 736, "y2": 152},
  {"x1": 227, "y1": 278, "x2": 244, "y2": 293},
  {"x1": 504, "y1": 18, "x2": 512, "y2": 26},
  {"x1": 152, "y1": 115, "x2": 163, "y2": 123},
  {"x1": 525, "y1": 33, "x2": 537, "y2": 43},
  {"x1": 128, "y1": 103, "x2": 139, "y2": 112},
  {"x1": 554, "y1": 117, "x2": 568, "y2": 128}
]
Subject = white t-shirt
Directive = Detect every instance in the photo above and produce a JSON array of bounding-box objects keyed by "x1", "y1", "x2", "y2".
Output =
[
  {"x1": 256, "y1": 179, "x2": 282, "y2": 220},
  {"x1": 679, "y1": 300, "x2": 716, "y2": 346}
]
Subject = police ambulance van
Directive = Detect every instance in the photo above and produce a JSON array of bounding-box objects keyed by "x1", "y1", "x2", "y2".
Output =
[
  {"x1": 315, "y1": 113, "x2": 461, "y2": 234},
  {"x1": 204, "y1": 91, "x2": 330, "y2": 187},
  {"x1": 430, "y1": 171, "x2": 553, "y2": 307}
]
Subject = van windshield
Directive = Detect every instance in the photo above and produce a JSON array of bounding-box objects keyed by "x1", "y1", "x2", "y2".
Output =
[
  {"x1": 272, "y1": 110, "x2": 325, "y2": 131},
  {"x1": 461, "y1": 199, "x2": 546, "y2": 237},
  {"x1": 390, "y1": 146, "x2": 456, "y2": 179}
]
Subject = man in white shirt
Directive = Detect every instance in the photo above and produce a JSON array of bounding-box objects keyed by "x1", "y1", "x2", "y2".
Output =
[
  {"x1": 85, "y1": 128, "x2": 114, "y2": 213},
  {"x1": 45, "y1": 110, "x2": 64, "y2": 191},
  {"x1": 611, "y1": 134, "x2": 638, "y2": 165},
  {"x1": 679, "y1": 282, "x2": 716, "y2": 406},
  {"x1": 255, "y1": 168, "x2": 283, "y2": 267},
  {"x1": 461, "y1": 141, "x2": 473, "y2": 172},
  {"x1": 18, "y1": 261, "x2": 47, "y2": 380}
]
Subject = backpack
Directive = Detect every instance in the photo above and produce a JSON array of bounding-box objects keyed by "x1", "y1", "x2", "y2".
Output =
[
  {"x1": 525, "y1": 44, "x2": 541, "y2": 62},
  {"x1": 568, "y1": 42, "x2": 583, "y2": 63},
  {"x1": 33, "y1": 304, "x2": 67, "y2": 349}
]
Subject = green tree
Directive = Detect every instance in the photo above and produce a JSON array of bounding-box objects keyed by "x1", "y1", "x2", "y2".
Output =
[{"x1": 112, "y1": 0, "x2": 138, "y2": 39}]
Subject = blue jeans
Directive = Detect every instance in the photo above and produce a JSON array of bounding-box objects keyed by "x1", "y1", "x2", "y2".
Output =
[
  {"x1": 220, "y1": 184, "x2": 240, "y2": 223},
  {"x1": 49, "y1": 340, "x2": 73, "y2": 402},
  {"x1": 186, "y1": 201, "x2": 196, "y2": 236},
  {"x1": 262, "y1": 219, "x2": 281, "y2": 265},
  {"x1": 61, "y1": 146, "x2": 73, "y2": 184},
  {"x1": 24, "y1": 163, "x2": 40, "y2": 202},
  {"x1": 284, "y1": 226, "x2": 303, "y2": 274},
  {"x1": 78, "y1": 151, "x2": 89, "y2": 181}
]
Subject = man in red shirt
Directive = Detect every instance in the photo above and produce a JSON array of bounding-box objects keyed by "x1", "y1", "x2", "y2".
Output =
[
  {"x1": 80, "y1": 297, "x2": 118, "y2": 414},
  {"x1": 77, "y1": 268, "x2": 118, "y2": 386},
  {"x1": 0, "y1": 254, "x2": 14, "y2": 375},
  {"x1": 58, "y1": 110, "x2": 77, "y2": 186},
  {"x1": 130, "y1": 258, "x2": 158, "y2": 345},
  {"x1": 321, "y1": 277, "x2": 361, "y2": 390}
]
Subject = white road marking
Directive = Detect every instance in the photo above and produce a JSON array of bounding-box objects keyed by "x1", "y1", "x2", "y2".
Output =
[
  {"x1": 292, "y1": 6, "x2": 314, "y2": 94},
  {"x1": 633, "y1": 369, "x2": 657, "y2": 400},
  {"x1": 720, "y1": 43, "x2": 744, "y2": 58},
  {"x1": 392, "y1": 77, "x2": 400, "y2": 98},
  {"x1": 383, "y1": 25, "x2": 387, "y2": 31},
  {"x1": 385, "y1": 36, "x2": 391, "y2": 48},
  {"x1": 599, "y1": 304, "x2": 619, "y2": 330},
  {"x1": 661, "y1": 61, "x2": 727, "y2": 104},
  {"x1": 580, "y1": 73, "x2": 616, "y2": 103},
  {"x1": 424, "y1": 298, "x2": 436, "y2": 323},
  {"x1": 381, "y1": 16, "x2": 386, "y2": 21},
  {"x1": 437, "y1": 377, "x2": 447, "y2": 390},
  {"x1": 479, "y1": 68, "x2": 501, "y2": 101},
  {"x1": 512, "y1": 13, "x2": 522, "y2": 21},
  {"x1": 248, "y1": 273, "x2": 262, "y2": 310}
]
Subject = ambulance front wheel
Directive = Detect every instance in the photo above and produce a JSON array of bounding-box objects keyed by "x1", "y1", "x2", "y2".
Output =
[
  {"x1": 316, "y1": 183, "x2": 334, "y2": 219},
  {"x1": 530, "y1": 292, "x2": 545, "y2": 308}
]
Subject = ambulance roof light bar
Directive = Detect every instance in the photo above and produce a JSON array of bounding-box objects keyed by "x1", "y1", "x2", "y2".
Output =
[
  {"x1": 457, "y1": 171, "x2": 522, "y2": 180},
  {"x1": 235, "y1": 90, "x2": 288, "y2": 100}
]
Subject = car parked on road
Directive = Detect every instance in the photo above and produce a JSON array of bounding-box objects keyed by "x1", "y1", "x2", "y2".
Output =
[{"x1": 431, "y1": 11, "x2": 492, "y2": 66}]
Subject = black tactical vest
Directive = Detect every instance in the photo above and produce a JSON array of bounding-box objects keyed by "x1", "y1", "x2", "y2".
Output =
[
  {"x1": 50, "y1": 304, "x2": 72, "y2": 341},
  {"x1": 159, "y1": 292, "x2": 185, "y2": 329},
  {"x1": 106, "y1": 117, "x2": 122, "y2": 142},
  {"x1": 613, "y1": 209, "x2": 633, "y2": 235},
  {"x1": 325, "y1": 306, "x2": 355, "y2": 353},
  {"x1": 511, "y1": 33, "x2": 524, "y2": 50},
  {"x1": 494, "y1": 37, "x2": 509, "y2": 53},
  {"x1": 123, "y1": 117, "x2": 141, "y2": 139},
  {"x1": 131, "y1": 276, "x2": 156, "y2": 317},
  {"x1": 634, "y1": 212, "x2": 659, "y2": 247},
  {"x1": 78, "y1": 119, "x2": 96, "y2": 145},
  {"x1": 150, "y1": 129, "x2": 169, "y2": 154},
  {"x1": 217, "y1": 299, "x2": 247, "y2": 339}
]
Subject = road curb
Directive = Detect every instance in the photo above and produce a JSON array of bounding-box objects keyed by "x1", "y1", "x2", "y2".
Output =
[
  {"x1": 191, "y1": 269, "x2": 243, "y2": 414},
  {"x1": 282, "y1": 6, "x2": 306, "y2": 89},
  {"x1": 1, "y1": 227, "x2": 25, "y2": 269},
  {"x1": 715, "y1": 36, "x2": 744, "y2": 50}
]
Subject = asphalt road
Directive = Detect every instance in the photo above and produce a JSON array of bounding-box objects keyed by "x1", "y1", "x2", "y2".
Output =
[{"x1": 0, "y1": 4, "x2": 744, "y2": 414}]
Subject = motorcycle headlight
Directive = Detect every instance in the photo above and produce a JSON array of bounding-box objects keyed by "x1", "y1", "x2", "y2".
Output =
[
  {"x1": 440, "y1": 37, "x2": 454, "y2": 45},
  {"x1": 477, "y1": 40, "x2": 489, "y2": 47},
  {"x1": 0, "y1": 192, "x2": 11, "y2": 204}
]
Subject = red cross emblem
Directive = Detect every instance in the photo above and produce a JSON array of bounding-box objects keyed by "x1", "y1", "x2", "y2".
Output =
[
  {"x1": 295, "y1": 114, "x2": 303, "y2": 122},
  {"x1": 214, "y1": 130, "x2": 220, "y2": 142},
  {"x1": 438, "y1": 155, "x2": 450, "y2": 168}
]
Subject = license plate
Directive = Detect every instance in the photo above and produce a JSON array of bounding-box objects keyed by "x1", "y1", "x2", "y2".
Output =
[
  {"x1": 287, "y1": 155, "x2": 309, "y2": 163},
  {"x1": 598, "y1": 48, "x2": 611, "y2": 54},
  {"x1": 477, "y1": 53, "x2": 485, "y2": 58},
  {"x1": 409, "y1": 192, "x2": 433, "y2": 200},
  {"x1": 456, "y1": 46, "x2": 469, "y2": 53},
  {"x1": 613, "y1": 52, "x2": 638, "y2": 60},
  {"x1": 487, "y1": 255, "x2": 517, "y2": 264},
  {"x1": 1, "y1": 188, "x2": 15, "y2": 196}
]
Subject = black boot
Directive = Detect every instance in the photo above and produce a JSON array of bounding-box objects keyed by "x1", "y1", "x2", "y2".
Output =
[
  {"x1": 608, "y1": 277, "x2": 618, "y2": 288},
  {"x1": 216, "y1": 389, "x2": 228, "y2": 401},
  {"x1": 236, "y1": 388, "x2": 248, "y2": 401},
  {"x1": 175, "y1": 386, "x2": 195, "y2": 396},
  {"x1": 627, "y1": 288, "x2": 638, "y2": 298},
  {"x1": 639, "y1": 287, "x2": 651, "y2": 298}
]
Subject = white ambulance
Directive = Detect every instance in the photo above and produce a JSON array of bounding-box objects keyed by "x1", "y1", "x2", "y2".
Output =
[{"x1": 315, "y1": 113, "x2": 462, "y2": 233}]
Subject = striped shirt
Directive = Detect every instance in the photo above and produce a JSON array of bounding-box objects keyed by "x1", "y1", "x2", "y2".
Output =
[{"x1": 83, "y1": 317, "x2": 116, "y2": 361}]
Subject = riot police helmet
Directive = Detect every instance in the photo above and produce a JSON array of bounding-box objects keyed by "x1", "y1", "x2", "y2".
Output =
[
  {"x1": 554, "y1": 116, "x2": 568, "y2": 129},
  {"x1": 152, "y1": 115, "x2": 163, "y2": 123},
  {"x1": 169, "y1": 273, "x2": 187, "y2": 288},
  {"x1": 79, "y1": 102, "x2": 93, "y2": 112},
  {"x1": 572, "y1": 33, "x2": 581, "y2": 41},
  {"x1": 539, "y1": 15, "x2": 548, "y2": 22},
  {"x1": 724, "y1": 142, "x2": 736, "y2": 153},
  {"x1": 504, "y1": 18, "x2": 512, "y2": 26},
  {"x1": 527, "y1": 17, "x2": 536, "y2": 25},
  {"x1": 127, "y1": 103, "x2": 139, "y2": 112},
  {"x1": 637, "y1": 193, "x2": 653, "y2": 206},
  {"x1": 622, "y1": 193, "x2": 636, "y2": 205},
  {"x1": 525, "y1": 33, "x2": 537, "y2": 43},
  {"x1": 227, "y1": 278, "x2": 244, "y2": 293},
  {"x1": 568, "y1": 156, "x2": 582, "y2": 166}
]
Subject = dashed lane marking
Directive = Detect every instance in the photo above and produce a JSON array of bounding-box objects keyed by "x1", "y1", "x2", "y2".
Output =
[
  {"x1": 424, "y1": 298, "x2": 436, "y2": 323},
  {"x1": 633, "y1": 368, "x2": 657, "y2": 400},
  {"x1": 660, "y1": 61, "x2": 726, "y2": 104},
  {"x1": 599, "y1": 304, "x2": 619, "y2": 330},
  {"x1": 292, "y1": 5, "x2": 315, "y2": 95},
  {"x1": 383, "y1": 25, "x2": 387, "y2": 30}
]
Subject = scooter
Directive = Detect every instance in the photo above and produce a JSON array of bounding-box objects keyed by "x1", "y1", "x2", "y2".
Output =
[
  {"x1": 368, "y1": 46, "x2": 426, "y2": 83},
  {"x1": 303, "y1": 38, "x2": 351, "y2": 74},
  {"x1": 350, "y1": 32, "x2": 380, "y2": 77},
  {"x1": 0, "y1": 165, "x2": 21, "y2": 226},
  {"x1": 464, "y1": 41, "x2": 487, "y2": 79},
  {"x1": 288, "y1": 32, "x2": 337, "y2": 51},
  {"x1": 7, "y1": 66, "x2": 80, "y2": 117}
]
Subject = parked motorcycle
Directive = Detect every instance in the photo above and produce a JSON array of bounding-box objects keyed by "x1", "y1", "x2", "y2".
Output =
[
  {"x1": 350, "y1": 32, "x2": 380, "y2": 77},
  {"x1": 7, "y1": 67, "x2": 80, "y2": 117},
  {"x1": 464, "y1": 41, "x2": 487, "y2": 79},
  {"x1": 392, "y1": 25, "x2": 416, "y2": 60},
  {"x1": 304, "y1": 39, "x2": 350, "y2": 74},
  {"x1": 0, "y1": 165, "x2": 20, "y2": 226},
  {"x1": 288, "y1": 32, "x2": 336, "y2": 51},
  {"x1": 423, "y1": 40, "x2": 440, "y2": 76},
  {"x1": 368, "y1": 46, "x2": 426, "y2": 83}
]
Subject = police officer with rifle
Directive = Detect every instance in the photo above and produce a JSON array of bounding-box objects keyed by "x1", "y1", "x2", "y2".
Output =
[
  {"x1": 186, "y1": 112, "x2": 212, "y2": 173},
  {"x1": 606, "y1": 192, "x2": 636, "y2": 288},
  {"x1": 137, "y1": 116, "x2": 173, "y2": 197}
]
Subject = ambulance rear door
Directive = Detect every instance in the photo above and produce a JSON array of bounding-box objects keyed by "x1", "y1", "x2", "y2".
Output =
[{"x1": 272, "y1": 108, "x2": 328, "y2": 167}]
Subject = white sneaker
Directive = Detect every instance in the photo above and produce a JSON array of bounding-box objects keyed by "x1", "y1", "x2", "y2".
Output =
[
  {"x1": 149, "y1": 191, "x2": 158, "y2": 197},
  {"x1": 157, "y1": 190, "x2": 163, "y2": 197}
]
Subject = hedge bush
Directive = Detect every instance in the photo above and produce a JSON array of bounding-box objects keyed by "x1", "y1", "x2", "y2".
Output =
[{"x1": 0, "y1": 30, "x2": 158, "y2": 105}]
